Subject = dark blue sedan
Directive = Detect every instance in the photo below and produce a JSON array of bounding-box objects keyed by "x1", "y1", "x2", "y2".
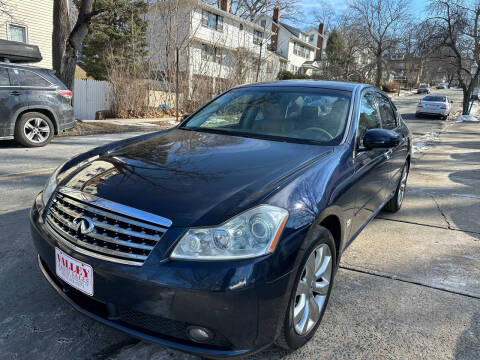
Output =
[{"x1": 30, "y1": 80, "x2": 411, "y2": 358}]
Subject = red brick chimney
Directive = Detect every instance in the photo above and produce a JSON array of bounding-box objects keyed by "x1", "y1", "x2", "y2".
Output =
[
  {"x1": 270, "y1": 8, "x2": 280, "y2": 51},
  {"x1": 220, "y1": 0, "x2": 230, "y2": 12},
  {"x1": 315, "y1": 23, "x2": 325, "y2": 60}
]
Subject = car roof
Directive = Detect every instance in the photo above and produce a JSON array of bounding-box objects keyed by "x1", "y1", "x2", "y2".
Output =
[
  {"x1": 238, "y1": 80, "x2": 370, "y2": 92},
  {"x1": 0, "y1": 61, "x2": 51, "y2": 72}
]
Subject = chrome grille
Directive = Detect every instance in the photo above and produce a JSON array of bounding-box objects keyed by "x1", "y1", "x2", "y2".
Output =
[{"x1": 46, "y1": 187, "x2": 171, "y2": 266}]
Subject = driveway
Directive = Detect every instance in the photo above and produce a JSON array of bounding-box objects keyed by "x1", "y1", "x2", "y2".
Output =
[{"x1": 0, "y1": 93, "x2": 478, "y2": 359}]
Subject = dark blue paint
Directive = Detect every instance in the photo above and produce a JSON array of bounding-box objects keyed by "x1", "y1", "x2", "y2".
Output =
[{"x1": 30, "y1": 81, "x2": 412, "y2": 358}]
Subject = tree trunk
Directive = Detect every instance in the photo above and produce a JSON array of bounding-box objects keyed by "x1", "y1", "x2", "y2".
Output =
[
  {"x1": 52, "y1": 0, "x2": 98, "y2": 92},
  {"x1": 415, "y1": 59, "x2": 424, "y2": 86},
  {"x1": 375, "y1": 52, "x2": 383, "y2": 87},
  {"x1": 52, "y1": 0, "x2": 70, "y2": 86}
]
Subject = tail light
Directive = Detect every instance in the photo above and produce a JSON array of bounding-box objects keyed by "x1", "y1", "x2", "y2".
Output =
[
  {"x1": 56, "y1": 89, "x2": 72, "y2": 99},
  {"x1": 417, "y1": 102, "x2": 423, "y2": 108}
]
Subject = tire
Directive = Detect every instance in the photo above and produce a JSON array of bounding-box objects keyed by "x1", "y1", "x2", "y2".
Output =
[
  {"x1": 275, "y1": 227, "x2": 336, "y2": 351},
  {"x1": 14, "y1": 112, "x2": 54, "y2": 147},
  {"x1": 383, "y1": 161, "x2": 409, "y2": 213}
]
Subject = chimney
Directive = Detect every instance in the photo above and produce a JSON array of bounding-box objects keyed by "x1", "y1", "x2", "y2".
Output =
[
  {"x1": 315, "y1": 23, "x2": 325, "y2": 60},
  {"x1": 273, "y1": 7, "x2": 280, "y2": 23},
  {"x1": 220, "y1": 0, "x2": 230, "y2": 12},
  {"x1": 270, "y1": 8, "x2": 280, "y2": 51}
]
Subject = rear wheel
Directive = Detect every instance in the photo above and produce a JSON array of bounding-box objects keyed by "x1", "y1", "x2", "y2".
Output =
[
  {"x1": 275, "y1": 228, "x2": 336, "y2": 351},
  {"x1": 384, "y1": 161, "x2": 409, "y2": 213},
  {"x1": 14, "y1": 112, "x2": 54, "y2": 147}
]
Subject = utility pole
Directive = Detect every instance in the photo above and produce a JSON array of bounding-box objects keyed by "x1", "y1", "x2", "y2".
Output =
[
  {"x1": 255, "y1": 21, "x2": 266, "y2": 82},
  {"x1": 176, "y1": 47, "x2": 179, "y2": 122}
]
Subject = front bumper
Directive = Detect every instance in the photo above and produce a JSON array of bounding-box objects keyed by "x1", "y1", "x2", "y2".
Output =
[{"x1": 30, "y1": 193, "x2": 299, "y2": 358}]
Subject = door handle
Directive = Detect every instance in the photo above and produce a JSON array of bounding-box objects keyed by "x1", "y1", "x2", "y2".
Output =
[
  {"x1": 384, "y1": 149, "x2": 393, "y2": 160},
  {"x1": 10, "y1": 91, "x2": 21, "y2": 96}
]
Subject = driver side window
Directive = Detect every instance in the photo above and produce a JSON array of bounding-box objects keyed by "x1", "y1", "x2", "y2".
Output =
[{"x1": 357, "y1": 92, "x2": 381, "y2": 149}]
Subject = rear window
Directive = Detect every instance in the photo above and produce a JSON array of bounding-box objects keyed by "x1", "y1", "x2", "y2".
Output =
[
  {"x1": 0, "y1": 67, "x2": 10, "y2": 86},
  {"x1": 419, "y1": 84, "x2": 428, "y2": 88},
  {"x1": 424, "y1": 95, "x2": 446, "y2": 102},
  {"x1": 13, "y1": 68, "x2": 52, "y2": 87}
]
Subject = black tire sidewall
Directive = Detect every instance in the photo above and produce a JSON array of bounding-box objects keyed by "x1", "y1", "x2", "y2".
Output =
[
  {"x1": 282, "y1": 228, "x2": 336, "y2": 350},
  {"x1": 15, "y1": 112, "x2": 54, "y2": 147}
]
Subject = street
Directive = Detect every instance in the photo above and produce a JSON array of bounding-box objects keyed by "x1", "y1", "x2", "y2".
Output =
[{"x1": 0, "y1": 93, "x2": 479, "y2": 360}]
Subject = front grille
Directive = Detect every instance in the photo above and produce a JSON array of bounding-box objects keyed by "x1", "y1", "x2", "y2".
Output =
[{"x1": 46, "y1": 187, "x2": 171, "y2": 266}]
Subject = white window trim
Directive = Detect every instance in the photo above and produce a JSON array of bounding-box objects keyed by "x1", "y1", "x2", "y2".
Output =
[{"x1": 7, "y1": 23, "x2": 28, "y2": 43}]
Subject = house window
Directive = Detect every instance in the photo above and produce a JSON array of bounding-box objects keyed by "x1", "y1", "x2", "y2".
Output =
[
  {"x1": 253, "y1": 30, "x2": 263, "y2": 45},
  {"x1": 202, "y1": 10, "x2": 223, "y2": 32},
  {"x1": 9, "y1": 24, "x2": 27, "y2": 43},
  {"x1": 239, "y1": 23, "x2": 243, "y2": 31},
  {"x1": 201, "y1": 44, "x2": 222, "y2": 64},
  {"x1": 293, "y1": 42, "x2": 310, "y2": 59},
  {"x1": 309, "y1": 34, "x2": 314, "y2": 42},
  {"x1": 260, "y1": 19, "x2": 266, "y2": 28}
]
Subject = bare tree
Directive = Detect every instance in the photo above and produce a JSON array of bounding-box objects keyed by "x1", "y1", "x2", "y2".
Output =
[
  {"x1": 349, "y1": 0, "x2": 410, "y2": 87},
  {"x1": 311, "y1": 1, "x2": 337, "y2": 34},
  {"x1": 429, "y1": 0, "x2": 480, "y2": 115},
  {"x1": 52, "y1": 0, "x2": 105, "y2": 91},
  {"x1": 204, "y1": 0, "x2": 303, "y2": 22}
]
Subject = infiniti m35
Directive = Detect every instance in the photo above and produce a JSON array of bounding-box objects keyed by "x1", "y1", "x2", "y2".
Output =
[{"x1": 31, "y1": 80, "x2": 411, "y2": 358}]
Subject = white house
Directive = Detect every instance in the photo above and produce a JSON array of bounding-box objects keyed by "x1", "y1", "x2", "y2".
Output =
[
  {"x1": 0, "y1": 0, "x2": 53, "y2": 68},
  {"x1": 146, "y1": 0, "x2": 279, "y2": 94},
  {"x1": 255, "y1": 9, "x2": 327, "y2": 76}
]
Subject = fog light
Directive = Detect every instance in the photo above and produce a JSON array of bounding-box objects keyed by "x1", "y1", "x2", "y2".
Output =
[{"x1": 187, "y1": 326, "x2": 214, "y2": 343}]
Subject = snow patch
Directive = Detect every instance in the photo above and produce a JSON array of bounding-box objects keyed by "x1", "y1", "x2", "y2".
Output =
[
  {"x1": 454, "y1": 115, "x2": 479, "y2": 122},
  {"x1": 412, "y1": 130, "x2": 441, "y2": 154}
]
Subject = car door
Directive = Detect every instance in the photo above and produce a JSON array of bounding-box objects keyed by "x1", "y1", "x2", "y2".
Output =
[
  {"x1": 351, "y1": 90, "x2": 392, "y2": 233},
  {"x1": 0, "y1": 66, "x2": 24, "y2": 138}
]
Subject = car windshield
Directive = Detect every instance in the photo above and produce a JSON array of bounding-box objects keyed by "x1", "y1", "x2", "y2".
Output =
[
  {"x1": 182, "y1": 87, "x2": 352, "y2": 145},
  {"x1": 419, "y1": 84, "x2": 428, "y2": 88},
  {"x1": 424, "y1": 95, "x2": 446, "y2": 102}
]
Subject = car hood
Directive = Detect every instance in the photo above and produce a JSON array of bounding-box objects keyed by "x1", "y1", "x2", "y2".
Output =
[{"x1": 60, "y1": 128, "x2": 332, "y2": 227}]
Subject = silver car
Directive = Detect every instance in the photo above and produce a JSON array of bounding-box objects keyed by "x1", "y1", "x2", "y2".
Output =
[{"x1": 416, "y1": 94, "x2": 452, "y2": 119}]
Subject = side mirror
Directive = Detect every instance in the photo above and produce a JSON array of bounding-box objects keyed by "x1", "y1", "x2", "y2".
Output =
[
  {"x1": 363, "y1": 128, "x2": 401, "y2": 149},
  {"x1": 181, "y1": 113, "x2": 191, "y2": 121}
]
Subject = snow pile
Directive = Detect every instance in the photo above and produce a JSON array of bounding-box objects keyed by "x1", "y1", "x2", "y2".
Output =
[
  {"x1": 412, "y1": 130, "x2": 441, "y2": 154},
  {"x1": 454, "y1": 115, "x2": 479, "y2": 122}
]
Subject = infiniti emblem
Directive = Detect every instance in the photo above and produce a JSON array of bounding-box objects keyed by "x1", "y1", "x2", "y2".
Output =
[{"x1": 72, "y1": 216, "x2": 95, "y2": 235}]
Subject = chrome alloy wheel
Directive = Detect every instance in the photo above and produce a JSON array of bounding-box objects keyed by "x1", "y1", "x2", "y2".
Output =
[
  {"x1": 397, "y1": 165, "x2": 408, "y2": 207},
  {"x1": 293, "y1": 243, "x2": 332, "y2": 335},
  {"x1": 24, "y1": 117, "x2": 51, "y2": 144}
]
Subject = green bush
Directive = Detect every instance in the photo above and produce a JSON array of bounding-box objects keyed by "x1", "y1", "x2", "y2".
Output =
[{"x1": 277, "y1": 70, "x2": 311, "y2": 80}]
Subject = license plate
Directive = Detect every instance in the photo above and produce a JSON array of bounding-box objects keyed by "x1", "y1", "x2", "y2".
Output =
[{"x1": 55, "y1": 247, "x2": 94, "y2": 296}]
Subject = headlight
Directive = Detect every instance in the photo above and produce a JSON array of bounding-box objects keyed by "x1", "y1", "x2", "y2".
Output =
[
  {"x1": 41, "y1": 163, "x2": 64, "y2": 205},
  {"x1": 170, "y1": 205, "x2": 289, "y2": 260}
]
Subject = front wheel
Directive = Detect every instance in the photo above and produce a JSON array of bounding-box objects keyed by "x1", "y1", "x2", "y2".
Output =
[
  {"x1": 384, "y1": 161, "x2": 409, "y2": 213},
  {"x1": 275, "y1": 228, "x2": 336, "y2": 350}
]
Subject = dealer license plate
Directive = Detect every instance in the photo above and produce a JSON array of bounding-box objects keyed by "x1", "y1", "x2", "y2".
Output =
[{"x1": 55, "y1": 247, "x2": 94, "y2": 296}]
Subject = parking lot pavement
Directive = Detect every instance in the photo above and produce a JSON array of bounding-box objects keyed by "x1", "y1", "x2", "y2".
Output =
[{"x1": 1, "y1": 110, "x2": 480, "y2": 359}]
